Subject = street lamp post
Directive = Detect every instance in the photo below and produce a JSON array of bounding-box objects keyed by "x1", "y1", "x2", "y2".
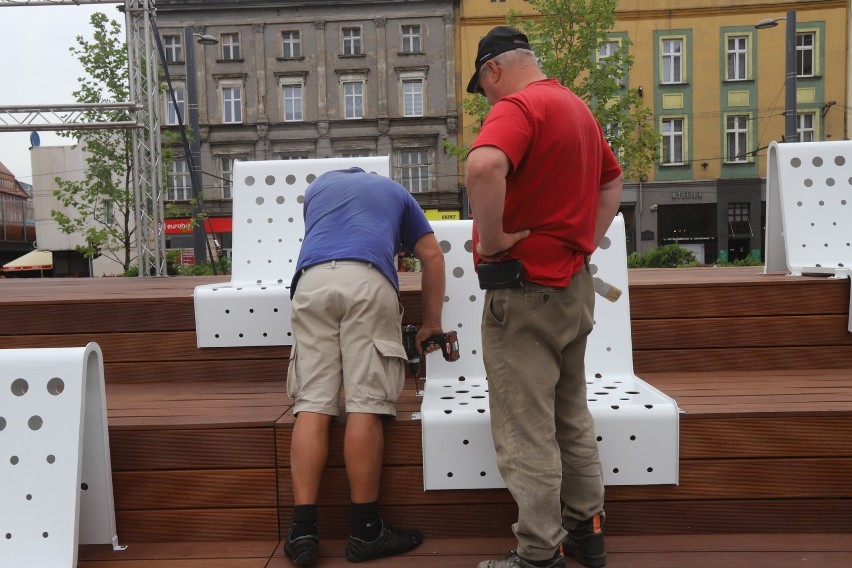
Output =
[
  {"x1": 184, "y1": 27, "x2": 218, "y2": 264},
  {"x1": 756, "y1": 10, "x2": 798, "y2": 143}
]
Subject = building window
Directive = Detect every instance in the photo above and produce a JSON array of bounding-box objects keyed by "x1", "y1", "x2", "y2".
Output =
[
  {"x1": 727, "y1": 35, "x2": 748, "y2": 81},
  {"x1": 401, "y1": 25, "x2": 421, "y2": 53},
  {"x1": 797, "y1": 112, "x2": 815, "y2": 142},
  {"x1": 725, "y1": 115, "x2": 749, "y2": 163},
  {"x1": 165, "y1": 86, "x2": 185, "y2": 126},
  {"x1": 728, "y1": 202, "x2": 752, "y2": 237},
  {"x1": 281, "y1": 79, "x2": 304, "y2": 122},
  {"x1": 402, "y1": 77, "x2": 424, "y2": 117},
  {"x1": 168, "y1": 160, "x2": 191, "y2": 201},
  {"x1": 661, "y1": 38, "x2": 683, "y2": 84},
  {"x1": 219, "y1": 157, "x2": 236, "y2": 200},
  {"x1": 342, "y1": 27, "x2": 362, "y2": 56},
  {"x1": 343, "y1": 79, "x2": 365, "y2": 119},
  {"x1": 221, "y1": 33, "x2": 241, "y2": 60},
  {"x1": 604, "y1": 122, "x2": 620, "y2": 158},
  {"x1": 103, "y1": 199, "x2": 115, "y2": 225},
  {"x1": 598, "y1": 40, "x2": 624, "y2": 86},
  {"x1": 399, "y1": 149, "x2": 430, "y2": 193},
  {"x1": 282, "y1": 31, "x2": 301, "y2": 58},
  {"x1": 163, "y1": 34, "x2": 182, "y2": 63},
  {"x1": 797, "y1": 32, "x2": 815, "y2": 77},
  {"x1": 279, "y1": 153, "x2": 312, "y2": 160},
  {"x1": 221, "y1": 84, "x2": 243, "y2": 124},
  {"x1": 661, "y1": 118, "x2": 684, "y2": 165}
]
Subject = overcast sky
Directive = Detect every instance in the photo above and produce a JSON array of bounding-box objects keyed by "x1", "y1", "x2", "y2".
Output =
[{"x1": 0, "y1": 3, "x2": 125, "y2": 185}]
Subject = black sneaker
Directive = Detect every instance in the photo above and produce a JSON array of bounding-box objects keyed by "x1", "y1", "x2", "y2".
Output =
[
  {"x1": 284, "y1": 528, "x2": 319, "y2": 565},
  {"x1": 562, "y1": 514, "x2": 606, "y2": 568},
  {"x1": 477, "y1": 550, "x2": 566, "y2": 568},
  {"x1": 345, "y1": 519, "x2": 423, "y2": 562}
]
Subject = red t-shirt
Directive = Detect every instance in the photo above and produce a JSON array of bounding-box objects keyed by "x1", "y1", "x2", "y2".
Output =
[{"x1": 470, "y1": 79, "x2": 622, "y2": 286}]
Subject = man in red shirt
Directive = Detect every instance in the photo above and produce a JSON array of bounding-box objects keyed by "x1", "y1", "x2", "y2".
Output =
[{"x1": 465, "y1": 26, "x2": 623, "y2": 568}]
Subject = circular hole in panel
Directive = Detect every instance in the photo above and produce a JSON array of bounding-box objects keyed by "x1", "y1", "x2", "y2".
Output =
[
  {"x1": 812, "y1": 156, "x2": 823, "y2": 167},
  {"x1": 239, "y1": 333, "x2": 244, "y2": 338},
  {"x1": 443, "y1": 410, "x2": 452, "y2": 414},
  {"x1": 263, "y1": 332, "x2": 268, "y2": 337},
  {"x1": 5, "y1": 534, "x2": 10, "y2": 540},
  {"x1": 843, "y1": 200, "x2": 848, "y2": 205},
  {"x1": 599, "y1": 236, "x2": 611, "y2": 249},
  {"x1": 804, "y1": 179, "x2": 813, "y2": 188},
  {"x1": 472, "y1": 395, "x2": 485, "y2": 399},
  {"x1": 265, "y1": 175, "x2": 275, "y2": 185},
  {"x1": 286, "y1": 174, "x2": 296, "y2": 185},
  {"x1": 790, "y1": 157, "x2": 801, "y2": 168},
  {"x1": 458, "y1": 376, "x2": 466, "y2": 382},
  {"x1": 446, "y1": 472, "x2": 453, "y2": 477},
  {"x1": 81, "y1": 483, "x2": 89, "y2": 491},
  {"x1": 611, "y1": 405, "x2": 620, "y2": 410},
  {"x1": 477, "y1": 408, "x2": 486, "y2": 413},
  {"x1": 444, "y1": 295, "x2": 450, "y2": 302},
  {"x1": 42, "y1": 532, "x2": 49, "y2": 538},
  {"x1": 606, "y1": 347, "x2": 612, "y2": 352},
  {"x1": 595, "y1": 373, "x2": 602, "y2": 379},
  {"x1": 797, "y1": 201, "x2": 803, "y2": 207},
  {"x1": 0, "y1": 416, "x2": 5, "y2": 431},
  {"x1": 819, "y1": 201, "x2": 825, "y2": 206},
  {"x1": 472, "y1": 350, "x2": 477, "y2": 355},
  {"x1": 256, "y1": 196, "x2": 265, "y2": 205},
  {"x1": 480, "y1": 471, "x2": 487, "y2": 477},
  {"x1": 297, "y1": 195, "x2": 305, "y2": 204},
  {"x1": 225, "y1": 309, "x2": 230, "y2": 314},
  {"x1": 247, "y1": 218, "x2": 253, "y2": 224},
  {"x1": 245, "y1": 176, "x2": 255, "y2": 186},
  {"x1": 306, "y1": 174, "x2": 316, "y2": 183},
  {"x1": 588, "y1": 398, "x2": 597, "y2": 402},
  {"x1": 827, "y1": 178, "x2": 836, "y2": 187},
  {"x1": 26, "y1": 494, "x2": 32, "y2": 501},
  {"x1": 596, "y1": 436, "x2": 603, "y2": 441},
  {"x1": 589, "y1": 264, "x2": 598, "y2": 276},
  {"x1": 465, "y1": 240, "x2": 473, "y2": 253},
  {"x1": 277, "y1": 196, "x2": 285, "y2": 204},
  {"x1": 268, "y1": 218, "x2": 274, "y2": 224},
  {"x1": 11, "y1": 379, "x2": 28, "y2": 396},
  {"x1": 626, "y1": 391, "x2": 640, "y2": 395},
  {"x1": 441, "y1": 396, "x2": 455, "y2": 400},
  {"x1": 645, "y1": 404, "x2": 654, "y2": 409},
  {"x1": 439, "y1": 240, "x2": 451, "y2": 254},
  {"x1": 647, "y1": 467, "x2": 654, "y2": 473},
  {"x1": 47, "y1": 378, "x2": 64, "y2": 396},
  {"x1": 836, "y1": 156, "x2": 845, "y2": 166},
  {"x1": 47, "y1": 455, "x2": 56, "y2": 464},
  {"x1": 455, "y1": 390, "x2": 469, "y2": 394},
  {"x1": 460, "y1": 402, "x2": 469, "y2": 406},
  {"x1": 453, "y1": 266, "x2": 464, "y2": 278},
  {"x1": 612, "y1": 468, "x2": 619, "y2": 474},
  {"x1": 274, "y1": 308, "x2": 279, "y2": 312},
  {"x1": 288, "y1": 217, "x2": 295, "y2": 223},
  {"x1": 463, "y1": 440, "x2": 470, "y2": 445},
  {"x1": 594, "y1": 392, "x2": 609, "y2": 396},
  {"x1": 10, "y1": 456, "x2": 19, "y2": 465},
  {"x1": 29, "y1": 416, "x2": 43, "y2": 431},
  {"x1": 469, "y1": 295, "x2": 477, "y2": 302},
  {"x1": 630, "y1": 435, "x2": 637, "y2": 441},
  {"x1": 215, "y1": 334, "x2": 220, "y2": 338},
  {"x1": 249, "y1": 309, "x2": 254, "y2": 313}
]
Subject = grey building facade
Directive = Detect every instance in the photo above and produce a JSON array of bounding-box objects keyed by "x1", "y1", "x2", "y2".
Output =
[{"x1": 156, "y1": 0, "x2": 461, "y2": 253}]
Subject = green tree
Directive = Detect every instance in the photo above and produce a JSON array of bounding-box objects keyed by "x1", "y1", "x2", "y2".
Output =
[
  {"x1": 449, "y1": 0, "x2": 657, "y2": 180},
  {"x1": 53, "y1": 12, "x2": 135, "y2": 272}
]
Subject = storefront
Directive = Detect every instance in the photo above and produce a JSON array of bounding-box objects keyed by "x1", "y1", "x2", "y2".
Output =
[{"x1": 164, "y1": 217, "x2": 233, "y2": 261}]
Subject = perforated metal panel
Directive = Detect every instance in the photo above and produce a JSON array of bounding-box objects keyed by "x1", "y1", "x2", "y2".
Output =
[
  {"x1": 194, "y1": 157, "x2": 390, "y2": 347},
  {"x1": 421, "y1": 216, "x2": 680, "y2": 490},
  {"x1": 0, "y1": 343, "x2": 122, "y2": 567},
  {"x1": 765, "y1": 141, "x2": 852, "y2": 276}
]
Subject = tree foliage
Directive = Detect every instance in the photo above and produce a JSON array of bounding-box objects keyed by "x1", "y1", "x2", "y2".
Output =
[
  {"x1": 53, "y1": 12, "x2": 135, "y2": 272},
  {"x1": 449, "y1": 0, "x2": 657, "y2": 180}
]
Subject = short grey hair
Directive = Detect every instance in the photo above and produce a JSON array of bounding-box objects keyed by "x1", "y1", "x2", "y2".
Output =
[{"x1": 491, "y1": 48, "x2": 540, "y2": 69}]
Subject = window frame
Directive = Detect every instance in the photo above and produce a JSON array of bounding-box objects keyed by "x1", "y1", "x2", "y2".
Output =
[
  {"x1": 341, "y1": 74, "x2": 366, "y2": 119},
  {"x1": 280, "y1": 77, "x2": 305, "y2": 122},
  {"x1": 164, "y1": 85, "x2": 185, "y2": 126},
  {"x1": 660, "y1": 37, "x2": 685, "y2": 84},
  {"x1": 796, "y1": 31, "x2": 816, "y2": 78},
  {"x1": 220, "y1": 32, "x2": 241, "y2": 61},
  {"x1": 726, "y1": 34, "x2": 749, "y2": 81},
  {"x1": 397, "y1": 147, "x2": 432, "y2": 193},
  {"x1": 598, "y1": 39, "x2": 625, "y2": 87},
  {"x1": 342, "y1": 26, "x2": 363, "y2": 56},
  {"x1": 660, "y1": 117, "x2": 686, "y2": 166},
  {"x1": 168, "y1": 159, "x2": 191, "y2": 201},
  {"x1": 163, "y1": 34, "x2": 183, "y2": 64},
  {"x1": 282, "y1": 30, "x2": 302, "y2": 59},
  {"x1": 797, "y1": 112, "x2": 816, "y2": 142},
  {"x1": 400, "y1": 71, "x2": 425, "y2": 118},
  {"x1": 220, "y1": 81, "x2": 244, "y2": 124},
  {"x1": 401, "y1": 24, "x2": 422, "y2": 53},
  {"x1": 725, "y1": 114, "x2": 751, "y2": 164}
]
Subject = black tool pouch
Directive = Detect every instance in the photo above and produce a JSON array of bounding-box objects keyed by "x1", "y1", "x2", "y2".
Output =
[{"x1": 477, "y1": 259, "x2": 524, "y2": 290}]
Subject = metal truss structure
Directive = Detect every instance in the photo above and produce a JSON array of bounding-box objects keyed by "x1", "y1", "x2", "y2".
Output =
[{"x1": 0, "y1": 0, "x2": 166, "y2": 276}]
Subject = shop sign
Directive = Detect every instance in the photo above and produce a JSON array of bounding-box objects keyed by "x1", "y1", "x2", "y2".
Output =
[
  {"x1": 671, "y1": 191, "x2": 703, "y2": 200},
  {"x1": 165, "y1": 217, "x2": 233, "y2": 234},
  {"x1": 424, "y1": 209, "x2": 461, "y2": 221}
]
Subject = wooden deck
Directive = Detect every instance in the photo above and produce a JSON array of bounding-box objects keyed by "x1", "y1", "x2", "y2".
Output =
[{"x1": 2, "y1": 268, "x2": 851, "y2": 565}]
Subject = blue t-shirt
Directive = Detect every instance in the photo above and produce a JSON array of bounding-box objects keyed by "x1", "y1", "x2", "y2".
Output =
[{"x1": 292, "y1": 167, "x2": 433, "y2": 292}]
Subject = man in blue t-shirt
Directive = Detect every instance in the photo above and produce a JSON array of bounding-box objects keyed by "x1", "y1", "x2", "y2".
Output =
[{"x1": 284, "y1": 167, "x2": 445, "y2": 565}]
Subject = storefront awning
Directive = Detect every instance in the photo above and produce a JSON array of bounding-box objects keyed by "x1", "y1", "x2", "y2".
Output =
[{"x1": 2, "y1": 250, "x2": 53, "y2": 272}]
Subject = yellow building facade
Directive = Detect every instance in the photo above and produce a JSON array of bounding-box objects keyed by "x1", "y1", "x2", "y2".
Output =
[{"x1": 458, "y1": 0, "x2": 849, "y2": 261}]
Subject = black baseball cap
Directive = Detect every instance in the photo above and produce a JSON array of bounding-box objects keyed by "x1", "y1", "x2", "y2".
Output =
[{"x1": 466, "y1": 26, "x2": 531, "y2": 94}]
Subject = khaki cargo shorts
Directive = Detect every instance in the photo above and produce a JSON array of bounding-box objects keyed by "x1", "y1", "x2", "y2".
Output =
[{"x1": 287, "y1": 261, "x2": 407, "y2": 416}]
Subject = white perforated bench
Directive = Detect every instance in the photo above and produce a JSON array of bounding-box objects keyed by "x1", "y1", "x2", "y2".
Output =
[
  {"x1": 193, "y1": 157, "x2": 390, "y2": 347},
  {"x1": 764, "y1": 140, "x2": 852, "y2": 331},
  {"x1": 420, "y1": 216, "x2": 681, "y2": 490}
]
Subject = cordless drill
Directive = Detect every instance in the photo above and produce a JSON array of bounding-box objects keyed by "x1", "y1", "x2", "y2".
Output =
[{"x1": 402, "y1": 325, "x2": 460, "y2": 377}]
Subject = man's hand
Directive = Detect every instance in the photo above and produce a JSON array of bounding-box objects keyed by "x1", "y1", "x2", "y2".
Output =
[
  {"x1": 416, "y1": 325, "x2": 445, "y2": 355},
  {"x1": 477, "y1": 229, "x2": 531, "y2": 262}
]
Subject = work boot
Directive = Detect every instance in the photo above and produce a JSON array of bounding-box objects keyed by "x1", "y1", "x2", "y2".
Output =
[{"x1": 562, "y1": 514, "x2": 606, "y2": 568}]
